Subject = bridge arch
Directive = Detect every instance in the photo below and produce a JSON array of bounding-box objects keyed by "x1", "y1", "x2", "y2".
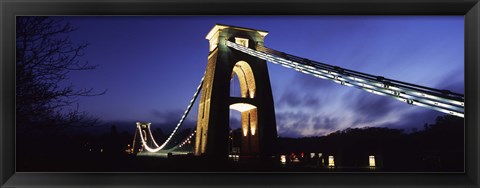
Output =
[{"x1": 230, "y1": 61, "x2": 256, "y2": 98}]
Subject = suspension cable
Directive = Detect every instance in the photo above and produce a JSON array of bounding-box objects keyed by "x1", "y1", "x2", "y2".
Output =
[
  {"x1": 139, "y1": 73, "x2": 205, "y2": 152},
  {"x1": 226, "y1": 40, "x2": 464, "y2": 118}
]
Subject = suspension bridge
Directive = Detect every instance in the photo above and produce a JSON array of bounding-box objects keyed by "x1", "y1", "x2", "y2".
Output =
[{"x1": 130, "y1": 24, "x2": 464, "y2": 159}]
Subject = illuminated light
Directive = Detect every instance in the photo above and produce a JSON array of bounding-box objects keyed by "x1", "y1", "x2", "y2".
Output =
[
  {"x1": 243, "y1": 128, "x2": 248, "y2": 136},
  {"x1": 146, "y1": 124, "x2": 160, "y2": 147},
  {"x1": 305, "y1": 66, "x2": 316, "y2": 71},
  {"x1": 328, "y1": 156, "x2": 335, "y2": 167},
  {"x1": 363, "y1": 83, "x2": 375, "y2": 89},
  {"x1": 230, "y1": 103, "x2": 256, "y2": 112},
  {"x1": 314, "y1": 75, "x2": 328, "y2": 79},
  {"x1": 137, "y1": 125, "x2": 162, "y2": 152},
  {"x1": 292, "y1": 156, "x2": 300, "y2": 163},
  {"x1": 250, "y1": 127, "x2": 256, "y2": 136},
  {"x1": 235, "y1": 37, "x2": 249, "y2": 48},
  {"x1": 369, "y1": 155, "x2": 376, "y2": 167},
  {"x1": 100, "y1": 149, "x2": 103, "y2": 153},
  {"x1": 206, "y1": 25, "x2": 232, "y2": 51},
  {"x1": 310, "y1": 153, "x2": 315, "y2": 158},
  {"x1": 280, "y1": 155, "x2": 287, "y2": 164},
  {"x1": 318, "y1": 153, "x2": 323, "y2": 158}
]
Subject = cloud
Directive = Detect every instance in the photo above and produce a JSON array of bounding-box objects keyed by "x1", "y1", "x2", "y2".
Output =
[
  {"x1": 149, "y1": 109, "x2": 197, "y2": 132},
  {"x1": 276, "y1": 73, "x2": 337, "y2": 109},
  {"x1": 348, "y1": 91, "x2": 398, "y2": 120},
  {"x1": 277, "y1": 90, "x2": 303, "y2": 108},
  {"x1": 295, "y1": 73, "x2": 338, "y2": 91},
  {"x1": 277, "y1": 108, "x2": 436, "y2": 138},
  {"x1": 275, "y1": 111, "x2": 343, "y2": 138},
  {"x1": 426, "y1": 67, "x2": 463, "y2": 94},
  {"x1": 273, "y1": 79, "x2": 448, "y2": 137},
  {"x1": 151, "y1": 109, "x2": 184, "y2": 123},
  {"x1": 277, "y1": 90, "x2": 322, "y2": 109}
]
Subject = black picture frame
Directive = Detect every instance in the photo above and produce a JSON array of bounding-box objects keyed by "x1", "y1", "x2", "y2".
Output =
[{"x1": 1, "y1": 0, "x2": 479, "y2": 187}]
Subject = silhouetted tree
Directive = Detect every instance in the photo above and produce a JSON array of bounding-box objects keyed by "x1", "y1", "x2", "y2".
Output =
[{"x1": 16, "y1": 16, "x2": 105, "y2": 132}]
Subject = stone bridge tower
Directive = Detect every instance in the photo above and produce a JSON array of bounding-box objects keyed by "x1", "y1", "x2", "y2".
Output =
[{"x1": 194, "y1": 24, "x2": 277, "y2": 159}]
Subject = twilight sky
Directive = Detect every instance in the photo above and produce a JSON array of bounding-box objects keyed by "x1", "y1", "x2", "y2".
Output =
[{"x1": 61, "y1": 16, "x2": 464, "y2": 137}]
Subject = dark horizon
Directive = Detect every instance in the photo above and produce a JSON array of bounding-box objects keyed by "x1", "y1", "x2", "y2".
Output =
[{"x1": 17, "y1": 113, "x2": 464, "y2": 172}]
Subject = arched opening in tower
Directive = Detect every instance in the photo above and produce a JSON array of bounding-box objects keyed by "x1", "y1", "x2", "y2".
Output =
[
  {"x1": 230, "y1": 104, "x2": 259, "y2": 155},
  {"x1": 230, "y1": 61, "x2": 256, "y2": 99}
]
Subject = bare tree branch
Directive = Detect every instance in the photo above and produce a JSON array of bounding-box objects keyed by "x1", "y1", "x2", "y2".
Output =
[{"x1": 16, "y1": 16, "x2": 106, "y2": 133}]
